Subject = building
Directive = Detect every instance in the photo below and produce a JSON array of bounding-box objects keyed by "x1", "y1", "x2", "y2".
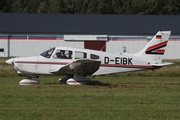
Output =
[{"x1": 0, "y1": 13, "x2": 180, "y2": 59}]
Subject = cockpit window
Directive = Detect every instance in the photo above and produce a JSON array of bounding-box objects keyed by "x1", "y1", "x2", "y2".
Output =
[
  {"x1": 53, "y1": 49, "x2": 73, "y2": 59},
  {"x1": 90, "y1": 54, "x2": 99, "y2": 59},
  {"x1": 40, "y1": 47, "x2": 55, "y2": 58}
]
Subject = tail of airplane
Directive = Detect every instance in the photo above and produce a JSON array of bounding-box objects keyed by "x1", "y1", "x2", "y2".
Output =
[{"x1": 133, "y1": 31, "x2": 171, "y2": 65}]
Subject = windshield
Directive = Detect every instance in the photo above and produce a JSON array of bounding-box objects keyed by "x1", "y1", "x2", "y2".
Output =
[{"x1": 40, "y1": 47, "x2": 55, "y2": 58}]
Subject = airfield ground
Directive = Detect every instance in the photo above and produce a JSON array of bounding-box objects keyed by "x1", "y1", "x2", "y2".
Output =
[{"x1": 0, "y1": 58, "x2": 180, "y2": 120}]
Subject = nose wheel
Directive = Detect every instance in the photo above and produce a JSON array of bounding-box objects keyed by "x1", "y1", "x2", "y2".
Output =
[{"x1": 18, "y1": 73, "x2": 40, "y2": 85}]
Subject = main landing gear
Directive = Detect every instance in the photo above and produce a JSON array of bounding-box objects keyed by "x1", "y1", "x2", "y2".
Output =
[{"x1": 58, "y1": 74, "x2": 90, "y2": 85}]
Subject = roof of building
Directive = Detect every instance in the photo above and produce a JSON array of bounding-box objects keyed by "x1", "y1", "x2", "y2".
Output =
[{"x1": 0, "y1": 13, "x2": 180, "y2": 35}]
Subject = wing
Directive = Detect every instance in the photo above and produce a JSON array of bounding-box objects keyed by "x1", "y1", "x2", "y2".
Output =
[{"x1": 50, "y1": 59, "x2": 101, "y2": 76}]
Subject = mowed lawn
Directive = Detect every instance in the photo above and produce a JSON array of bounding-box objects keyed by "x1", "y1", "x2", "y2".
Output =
[
  {"x1": 0, "y1": 76, "x2": 180, "y2": 120},
  {"x1": 0, "y1": 58, "x2": 180, "y2": 120}
]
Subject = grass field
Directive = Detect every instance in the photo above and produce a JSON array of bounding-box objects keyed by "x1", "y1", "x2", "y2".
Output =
[{"x1": 0, "y1": 58, "x2": 180, "y2": 120}]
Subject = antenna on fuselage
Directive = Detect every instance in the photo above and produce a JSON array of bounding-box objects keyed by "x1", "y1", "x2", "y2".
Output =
[
  {"x1": 100, "y1": 35, "x2": 109, "y2": 51},
  {"x1": 100, "y1": 44, "x2": 106, "y2": 51}
]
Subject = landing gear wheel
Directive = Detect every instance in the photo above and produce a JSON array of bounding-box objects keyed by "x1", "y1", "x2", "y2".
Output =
[
  {"x1": 66, "y1": 74, "x2": 90, "y2": 85},
  {"x1": 19, "y1": 79, "x2": 40, "y2": 85},
  {"x1": 58, "y1": 76, "x2": 73, "y2": 84}
]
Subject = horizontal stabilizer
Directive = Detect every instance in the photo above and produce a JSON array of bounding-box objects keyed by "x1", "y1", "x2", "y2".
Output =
[{"x1": 151, "y1": 62, "x2": 173, "y2": 66}]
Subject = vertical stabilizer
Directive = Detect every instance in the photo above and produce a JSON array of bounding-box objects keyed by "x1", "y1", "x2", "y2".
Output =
[{"x1": 133, "y1": 31, "x2": 171, "y2": 62}]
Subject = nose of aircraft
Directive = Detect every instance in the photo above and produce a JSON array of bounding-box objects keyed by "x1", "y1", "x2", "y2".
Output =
[{"x1": 5, "y1": 58, "x2": 14, "y2": 65}]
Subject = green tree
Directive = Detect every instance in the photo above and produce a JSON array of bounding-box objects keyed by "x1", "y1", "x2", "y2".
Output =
[
  {"x1": 97, "y1": 0, "x2": 112, "y2": 14},
  {"x1": 0, "y1": 0, "x2": 13, "y2": 12},
  {"x1": 63, "y1": 0, "x2": 75, "y2": 13},
  {"x1": 120, "y1": 0, "x2": 134, "y2": 14},
  {"x1": 25, "y1": 0, "x2": 43, "y2": 13},
  {"x1": 48, "y1": 0, "x2": 65, "y2": 13},
  {"x1": 111, "y1": 0, "x2": 123, "y2": 14},
  {"x1": 1, "y1": 0, "x2": 180, "y2": 14},
  {"x1": 162, "y1": 0, "x2": 180, "y2": 15},
  {"x1": 37, "y1": 0, "x2": 49, "y2": 13},
  {"x1": 11, "y1": 0, "x2": 29, "y2": 12},
  {"x1": 87, "y1": 0, "x2": 99, "y2": 14},
  {"x1": 73, "y1": 0, "x2": 88, "y2": 14}
]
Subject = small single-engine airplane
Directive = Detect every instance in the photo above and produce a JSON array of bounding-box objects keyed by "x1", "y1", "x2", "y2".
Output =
[{"x1": 6, "y1": 31, "x2": 172, "y2": 85}]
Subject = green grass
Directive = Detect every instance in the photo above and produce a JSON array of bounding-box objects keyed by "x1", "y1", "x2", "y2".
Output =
[
  {"x1": 0, "y1": 58, "x2": 180, "y2": 120},
  {"x1": 0, "y1": 76, "x2": 180, "y2": 120}
]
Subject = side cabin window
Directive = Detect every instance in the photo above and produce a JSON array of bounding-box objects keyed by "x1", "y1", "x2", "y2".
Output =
[
  {"x1": 90, "y1": 54, "x2": 99, "y2": 59},
  {"x1": 53, "y1": 49, "x2": 73, "y2": 59},
  {"x1": 75, "y1": 51, "x2": 87, "y2": 59}
]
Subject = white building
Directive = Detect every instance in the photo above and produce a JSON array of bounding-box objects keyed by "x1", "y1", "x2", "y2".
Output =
[{"x1": 0, "y1": 13, "x2": 180, "y2": 59}]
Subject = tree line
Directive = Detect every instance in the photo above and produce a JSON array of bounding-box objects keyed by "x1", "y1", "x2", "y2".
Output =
[{"x1": 1, "y1": 0, "x2": 180, "y2": 15}]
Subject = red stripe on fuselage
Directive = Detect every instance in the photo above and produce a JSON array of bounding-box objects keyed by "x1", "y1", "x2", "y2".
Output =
[
  {"x1": 101, "y1": 64, "x2": 160, "y2": 69},
  {"x1": 15, "y1": 61, "x2": 69, "y2": 65}
]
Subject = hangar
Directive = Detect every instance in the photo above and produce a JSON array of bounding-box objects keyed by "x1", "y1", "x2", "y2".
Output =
[{"x1": 0, "y1": 13, "x2": 180, "y2": 59}]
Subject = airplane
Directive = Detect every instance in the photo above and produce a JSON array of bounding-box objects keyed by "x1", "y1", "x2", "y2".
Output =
[{"x1": 6, "y1": 31, "x2": 172, "y2": 85}]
